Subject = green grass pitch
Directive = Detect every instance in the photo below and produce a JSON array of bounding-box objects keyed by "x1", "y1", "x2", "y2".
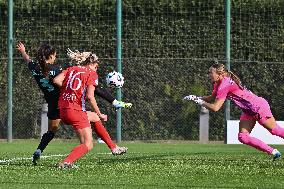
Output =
[{"x1": 0, "y1": 140, "x2": 284, "y2": 189}]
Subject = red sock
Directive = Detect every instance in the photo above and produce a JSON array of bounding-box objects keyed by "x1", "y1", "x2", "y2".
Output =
[
  {"x1": 93, "y1": 121, "x2": 116, "y2": 150},
  {"x1": 64, "y1": 144, "x2": 89, "y2": 163}
]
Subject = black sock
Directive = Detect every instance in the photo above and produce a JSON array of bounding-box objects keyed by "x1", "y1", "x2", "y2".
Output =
[{"x1": 36, "y1": 131, "x2": 55, "y2": 152}]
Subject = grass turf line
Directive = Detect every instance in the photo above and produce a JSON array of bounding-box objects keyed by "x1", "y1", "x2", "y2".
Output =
[{"x1": 0, "y1": 140, "x2": 283, "y2": 189}]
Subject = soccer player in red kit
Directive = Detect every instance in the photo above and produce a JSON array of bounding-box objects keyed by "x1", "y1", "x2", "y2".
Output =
[
  {"x1": 54, "y1": 53, "x2": 105, "y2": 168},
  {"x1": 66, "y1": 50, "x2": 129, "y2": 157},
  {"x1": 17, "y1": 42, "x2": 129, "y2": 166}
]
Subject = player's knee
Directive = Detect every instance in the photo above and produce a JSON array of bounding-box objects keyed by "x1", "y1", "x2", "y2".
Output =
[
  {"x1": 44, "y1": 130, "x2": 55, "y2": 138},
  {"x1": 269, "y1": 124, "x2": 280, "y2": 135},
  {"x1": 48, "y1": 123, "x2": 60, "y2": 132},
  {"x1": 49, "y1": 127, "x2": 59, "y2": 133},
  {"x1": 238, "y1": 132, "x2": 250, "y2": 144}
]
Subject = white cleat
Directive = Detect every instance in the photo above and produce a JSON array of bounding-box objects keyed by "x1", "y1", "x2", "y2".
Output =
[
  {"x1": 272, "y1": 149, "x2": 281, "y2": 161},
  {"x1": 58, "y1": 162, "x2": 79, "y2": 169},
  {"x1": 112, "y1": 146, "x2": 128, "y2": 155}
]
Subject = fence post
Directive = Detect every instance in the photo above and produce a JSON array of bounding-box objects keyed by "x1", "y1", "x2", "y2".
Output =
[
  {"x1": 7, "y1": 0, "x2": 13, "y2": 142},
  {"x1": 199, "y1": 107, "x2": 209, "y2": 143},
  {"x1": 40, "y1": 103, "x2": 48, "y2": 137},
  {"x1": 224, "y1": 0, "x2": 231, "y2": 144},
  {"x1": 116, "y1": 0, "x2": 122, "y2": 143}
]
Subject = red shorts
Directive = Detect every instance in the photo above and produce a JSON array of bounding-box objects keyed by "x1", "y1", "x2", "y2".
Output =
[{"x1": 60, "y1": 109, "x2": 90, "y2": 130}]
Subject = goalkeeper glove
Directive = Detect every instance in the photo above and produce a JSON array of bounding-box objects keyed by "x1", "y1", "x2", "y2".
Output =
[{"x1": 183, "y1": 95, "x2": 205, "y2": 105}]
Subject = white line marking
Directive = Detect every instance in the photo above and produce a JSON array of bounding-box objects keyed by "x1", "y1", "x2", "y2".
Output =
[
  {"x1": 0, "y1": 154, "x2": 67, "y2": 164},
  {"x1": 0, "y1": 152, "x2": 113, "y2": 164},
  {"x1": 97, "y1": 152, "x2": 112, "y2": 155}
]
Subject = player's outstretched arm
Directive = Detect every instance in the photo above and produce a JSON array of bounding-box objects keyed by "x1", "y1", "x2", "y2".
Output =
[
  {"x1": 16, "y1": 42, "x2": 31, "y2": 62},
  {"x1": 202, "y1": 95, "x2": 215, "y2": 103},
  {"x1": 87, "y1": 85, "x2": 107, "y2": 121},
  {"x1": 183, "y1": 94, "x2": 224, "y2": 112}
]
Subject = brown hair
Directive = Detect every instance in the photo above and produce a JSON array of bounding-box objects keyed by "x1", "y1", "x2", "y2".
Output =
[
  {"x1": 211, "y1": 62, "x2": 244, "y2": 89},
  {"x1": 36, "y1": 43, "x2": 56, "y2": 77}
]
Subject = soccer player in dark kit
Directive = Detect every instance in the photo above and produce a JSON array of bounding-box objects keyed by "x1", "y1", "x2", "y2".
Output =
[{"x1": 17, "y1": 42, "x2": 131, "y2": 165}]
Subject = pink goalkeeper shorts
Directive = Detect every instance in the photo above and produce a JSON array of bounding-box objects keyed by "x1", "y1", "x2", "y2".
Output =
[{"x1": 240, "y1": 97, "x2": 273, "y2": 125}]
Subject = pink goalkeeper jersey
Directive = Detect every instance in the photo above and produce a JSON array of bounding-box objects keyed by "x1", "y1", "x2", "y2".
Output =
[
  {"x1": 212, "y1": 76, "x2": 262, "y2": 115},
  {"x1": 58, "y1": 66, "x2": 98, "y2": 111}
]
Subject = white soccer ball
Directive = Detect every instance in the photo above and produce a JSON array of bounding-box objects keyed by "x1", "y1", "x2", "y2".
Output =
[{"x1": 106, "y1": 71, "x2": 124, "y2": 88}]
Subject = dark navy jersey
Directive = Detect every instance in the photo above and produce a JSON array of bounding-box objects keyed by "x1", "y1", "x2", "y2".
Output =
[{"x1": 28, "y1": 60, "x2": 61, "y2": 103}]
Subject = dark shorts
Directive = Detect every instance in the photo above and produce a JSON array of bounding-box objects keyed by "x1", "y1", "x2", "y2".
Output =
[{"x1": 47, "y1": 101, "x2": 60, "y2": 120}]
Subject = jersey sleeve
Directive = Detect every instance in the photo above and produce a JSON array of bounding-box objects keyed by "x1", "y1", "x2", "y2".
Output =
[
  {"x1": 27, "y1": 60, "x2": 37, "y2": 71},
  {"x1": 212, "y1": 83, "x2": 218, "y2": 97},
  {"x1": 61, "y1": 68, "x2": 68, "y2": 75},
  {"x1": 47, "y1": 64, "x2": 63, "y2": 78},
  {"x1": 87, "y1": 72, "x2": 98, "y2": 86},
  {"x1": 215, "y1": 78, "x2": 231, "y2": 100}
]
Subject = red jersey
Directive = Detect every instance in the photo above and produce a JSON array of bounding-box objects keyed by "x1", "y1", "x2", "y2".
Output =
[{"x1": 58, "y1": 66, "x2": 98, "y2": 111}]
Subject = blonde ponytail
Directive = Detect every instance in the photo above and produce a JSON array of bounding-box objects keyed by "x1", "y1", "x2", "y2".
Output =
[
  {"x1": 67, "y1": 48, "x2": 99, "y2": 66},
  {"x1": 227, "y1": 71, "x2": 244, "y2": 89},
  {"x1": 67, "y1": 48, "x2": 92, "y2": 64}
]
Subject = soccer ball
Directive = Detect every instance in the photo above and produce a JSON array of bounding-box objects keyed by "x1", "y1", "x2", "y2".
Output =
[{"x1": 106, "y1": 71, "x2": 124, "y2": 88}]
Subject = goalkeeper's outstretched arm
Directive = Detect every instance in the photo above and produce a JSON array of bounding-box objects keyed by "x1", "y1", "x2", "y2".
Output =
[
  {"x1": 202, "y1": 95, "x2": 215, "y2": 103},
  {"x1": 202, "y1": 98, "x2": 225, "y2": 112}
]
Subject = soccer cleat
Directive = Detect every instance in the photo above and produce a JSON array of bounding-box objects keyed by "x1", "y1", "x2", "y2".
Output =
[
  {"x1": 58, "y1": 162, "x2": 79, "y2": 169},
  {"x1": 272, "y1": 149, "x2": 281, "y2": 161},
  {"x1": 111, "y1": 146, "x2": 128, "y2": 155},
  {"x1": 124, "y1": 103, "x2": 132, "y2": 108},
  {"x1": 113, "y1": 100, "x2": 133, "y2": 109},
  {"x1": 32, "y1": 149, "x2": 41, "y2": 165},
  {"x1": 124, "y1": 102, "x2": 133, "y2": 109},
  {"x1": 97, "y1": 138, "x2": 105, "y2": 144}
]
